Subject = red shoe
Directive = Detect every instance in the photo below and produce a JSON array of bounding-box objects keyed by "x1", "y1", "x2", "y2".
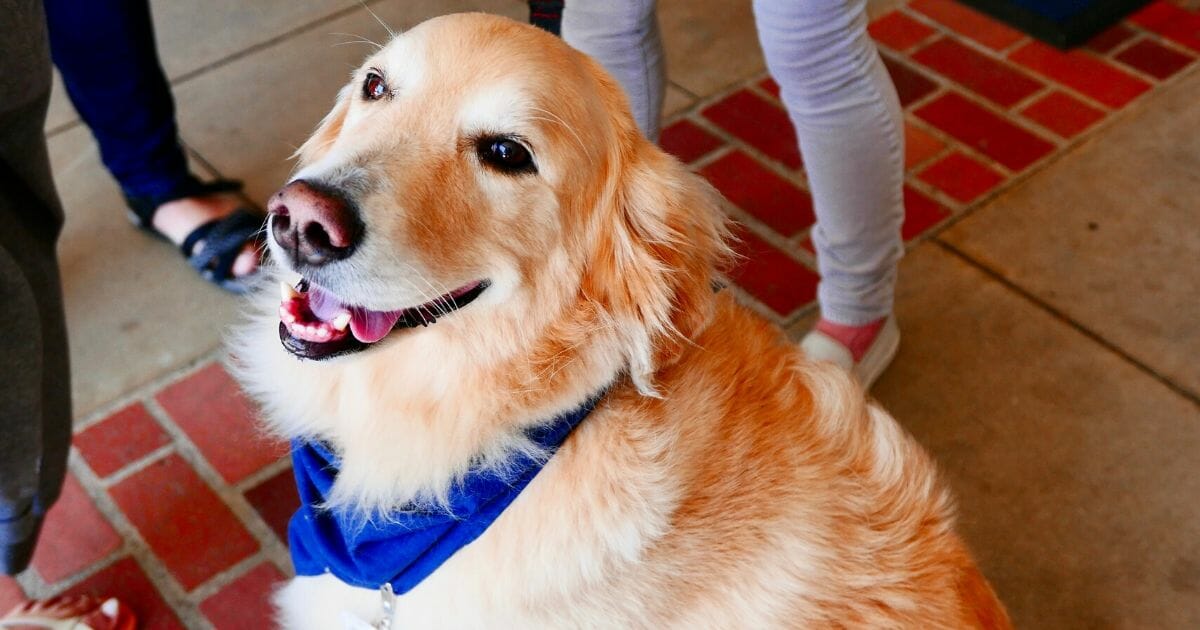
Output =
[{"x1": 1, "y1": 595, "x2": 136, "y2": 630}]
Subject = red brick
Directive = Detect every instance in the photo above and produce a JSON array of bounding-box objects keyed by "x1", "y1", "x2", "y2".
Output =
[
  {"x1": 243, "y1": 467, "x2": 299, "y2": 542},
  {"x1": 659, "y1": 119, "x2": 723, "y2": 164},
  {"x1": 912, "y1": 37, "x2": 1044, "y2": 107},
  {"x1": 699, "y1": 151, "x2": 814, "y2": 237},
  {"x1": 906, "y1": 123, "x2": 946, "y2": 169},
  {"x1": 0, "y1": 577, "x2": 24, "y2": 616},
  {"x1": 156, "y1": 364, "x2": 286, "y2": 484},
  {"x1": 1115, "y1": 38, "x2": 1196, "y2": 80},
  {"x1": 74, "y1": 404, "x2": 171, "y2": 478},
  {"x1": 200, "y1": 562, "x2": 285, "y2": 630},
  {"x1": 882, "y1": 54, "x2": 941, "y2": 108},
  {"x1": 64, "y1": 557, "x2": 185, "y2": 630},
  {"x1": 759, "y1": 77, "x2": 780, "y2": 98},
  {"x1": 108, "y1": 454, "x2": 258, "y2": 591},
  {"x1": 909, "y1": 0, "x2": 1025, "y2": 50},
  {"x1": 728, "y1": 226, "x2": 819, "y2": 317},
  {"x1": 1009, "y1": 41, "x2": 1151, "y2": 108},
  {"x1": 1130, "y1": 1, "x2": 1200, "y2": 52},
  {"x1": 799, "y1": 236, "x2": 816, "y2": 255},
  {"x1": 1020, "y1": 90, "x2": 1107, "y2": 138},
  {"x1": 30, "y1": 474, "x2": 122, "y2": 585},
  {"x1": 902, "y1": 186, "x2": 952, "y2": 240},
  {"x1": 917, "y1": 152, "x2": 1005, "y2": 202},
  {"x1": 869, "y1": 11, "x2": 936, "y2": 51},
  {"x1": 701, "y1": 90, "x2": 802, "y2": 169},
  {"x1": 915, "y1": 91, "x2": 1054, "y2": 170},
  {"x1": 1086, "y1": 24, "x2": 1137, "y2": 54}
]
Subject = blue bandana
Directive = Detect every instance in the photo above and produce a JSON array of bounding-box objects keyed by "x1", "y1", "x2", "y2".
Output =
[{"x1": 287, "y1": 393, "x2": 602, "y2": 593}]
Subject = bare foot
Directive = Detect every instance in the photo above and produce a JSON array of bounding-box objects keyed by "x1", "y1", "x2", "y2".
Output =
[
  {"x1": 152, "y1": 193, "x2": 259, "y2": 277},
  {"x1": 813, "y1": 316, "x2": 887, "y2": 363}
]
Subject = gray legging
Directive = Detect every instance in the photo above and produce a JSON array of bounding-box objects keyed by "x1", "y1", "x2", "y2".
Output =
[
  {"x1": 563, "y1": 0, "x2": 904, "y2": 326},
  {"x1": 0, "y1": 0, "x2": 72, "y2": 575}
]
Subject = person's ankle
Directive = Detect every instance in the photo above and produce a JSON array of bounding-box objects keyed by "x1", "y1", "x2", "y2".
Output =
[
  {"x1": 150, "y1": 194, "x2": 241, "y2": 244},
  {"x1": 814, "y1": 316, "x2": 887, "y2": 363},
  {"x1": 150, "y1": 194, "x2": 260, "y2": 277}
]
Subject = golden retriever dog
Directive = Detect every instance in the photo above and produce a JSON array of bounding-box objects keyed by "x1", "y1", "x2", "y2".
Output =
[{"x1": 235, "y1": 12, "x2": 1009, "y2": 629}]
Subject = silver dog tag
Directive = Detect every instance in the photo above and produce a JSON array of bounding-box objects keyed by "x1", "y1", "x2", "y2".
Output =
[
  {"x1": 376, "y1": 583, "x2": 397, "y2": 630},
  {"x1": 337, "y1": 584, "x2": 397, "y2": 630}
]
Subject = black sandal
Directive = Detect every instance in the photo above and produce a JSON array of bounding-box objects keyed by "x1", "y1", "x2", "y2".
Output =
[{"x1": 124, "y1": 175, "x2": 265, "y2": 294}]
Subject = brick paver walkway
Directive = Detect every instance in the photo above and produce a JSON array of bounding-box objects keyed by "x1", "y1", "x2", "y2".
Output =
[{"x1": 5, "y1": 1, "x2": 1199, "y2": 627}]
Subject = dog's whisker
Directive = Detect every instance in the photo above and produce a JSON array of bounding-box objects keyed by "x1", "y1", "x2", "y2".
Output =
[
  {"x1": 412, "y1": 275, "x2": 454, "y2": 321},
  {"x1": 359, "y1": 1, "x2": 397, "y2": 40},
  {"x1": 388, "y1": 225, "x2": 456, "y2": 316},
  {"x1": 419, "y1": 273, "x2": 459, "y2": 317},
  {"x1": 407, "y1": 278, "x2": 457, "y2": 323},
  {"x1": 331, "y1": 39, "x2": 384, "y2": 51},
  {"x1": 330, "y1": 31, "x2": 384, "y2": 46},
  {"x1": 397, "y1": 263, "x2": 456, "y2": 317},
  {"x1": 396, "y1": 274, "x2": 440, "y2": 314},
  {"x1": 327, "y1": 34, "x2": 384, "y2": 54}
]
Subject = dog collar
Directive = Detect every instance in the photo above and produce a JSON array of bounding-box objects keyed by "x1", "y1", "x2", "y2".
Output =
[{"x1": 287, "y1": 391, "x2": 605, "y2": 594}]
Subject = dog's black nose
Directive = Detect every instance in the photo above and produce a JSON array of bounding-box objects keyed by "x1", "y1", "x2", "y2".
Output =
[{"x1": 268, "y1": 179, "x2": 363, "y2": 266}]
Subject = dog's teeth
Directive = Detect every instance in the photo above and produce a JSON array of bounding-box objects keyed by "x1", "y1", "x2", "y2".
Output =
[
  {"x1": 331, "y1": 312, "x2": 351, "y2": 331},
  {"x1": 280, "y1": 281, "x2": 300, "y2": 301}
]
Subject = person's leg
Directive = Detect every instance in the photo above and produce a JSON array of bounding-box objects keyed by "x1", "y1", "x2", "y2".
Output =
[
  {"x1": 561, "y1": 0, "x2": 665, "y2": 140},
  {"x1": 752, "y1": 0, "x2": 904, "y2": 368},
  {"x1": 0, "y1": 0, "x2": 72, "y2": 575},
  {"x1": 43, "y1": 0, "x2": 186, "y2": 202},
  {"x1": 529, "y1": 0, "x2": 566, "y2": 35},
  {"x1": 43, "y1": 0, "x2": 258, "y2": 281}
]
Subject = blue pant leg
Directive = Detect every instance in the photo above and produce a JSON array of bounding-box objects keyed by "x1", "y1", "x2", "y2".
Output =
[{"x1": 44, "y1": 0, "x2": 191, "y2": 200}]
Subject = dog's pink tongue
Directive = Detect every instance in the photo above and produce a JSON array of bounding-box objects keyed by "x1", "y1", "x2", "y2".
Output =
[
  {"x1": 349, "y1": 309, "x2": 404, "y2": 343},
  {"x1": 308, "y1": 284, "x2": 404, "y2": 344},
  {"x1": 307, "y1": 285, "x2": 345, "y2": 321}
]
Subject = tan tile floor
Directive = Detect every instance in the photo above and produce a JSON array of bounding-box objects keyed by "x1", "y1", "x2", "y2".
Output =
[
  {"x1": 50, "y1": 125, "x2": 239, "y2": 415},
  {"x1": 25, "y1": 0, "x2": 1200, "y2": 627},
  {"x1": 941, "y1": 69, "x2": 1200, "y2": 394},
  {"x1": 875, "y1": 245, "x2": 1200, "y2": 628}
]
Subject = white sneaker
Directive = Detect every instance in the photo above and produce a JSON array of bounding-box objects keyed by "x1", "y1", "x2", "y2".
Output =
[{"x1": 799, "y1": 315, "x2": 900, "y2": 389}]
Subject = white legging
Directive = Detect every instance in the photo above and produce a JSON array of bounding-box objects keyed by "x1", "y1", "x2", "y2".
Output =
[{"x1": 563, "y1": 0, "x2": 905, "y2": 325}]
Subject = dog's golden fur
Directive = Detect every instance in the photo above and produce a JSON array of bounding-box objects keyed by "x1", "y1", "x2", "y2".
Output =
[{"x1": 235, "y1": 13, "x2": 1008, "y2": 628}]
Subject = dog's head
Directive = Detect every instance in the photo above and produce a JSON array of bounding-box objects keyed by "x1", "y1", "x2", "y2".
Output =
[{"x1": 264, "y1": 12, "x2": 730, "y2": 396}]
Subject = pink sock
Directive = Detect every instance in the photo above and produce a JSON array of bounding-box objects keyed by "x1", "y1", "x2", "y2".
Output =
[{"x1": 814, "y1": 317, "x2": 886, "y2": 362}]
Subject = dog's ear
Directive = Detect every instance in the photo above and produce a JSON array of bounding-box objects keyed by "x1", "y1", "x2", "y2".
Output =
[
  {"x1": 293, "y1": 84, "x2": 353, "y2": 165},
  {"x1": 587, "y1": 140, "x2": 733, "y2": 396}
]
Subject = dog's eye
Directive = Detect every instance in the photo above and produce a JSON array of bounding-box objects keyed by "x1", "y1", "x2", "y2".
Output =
[
  {"x1": 477, "y1": 137, "x2": 535, "y2": 174},
  {"x1": 362, "y1": 72, "x2": 388, "y2": 101}
]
